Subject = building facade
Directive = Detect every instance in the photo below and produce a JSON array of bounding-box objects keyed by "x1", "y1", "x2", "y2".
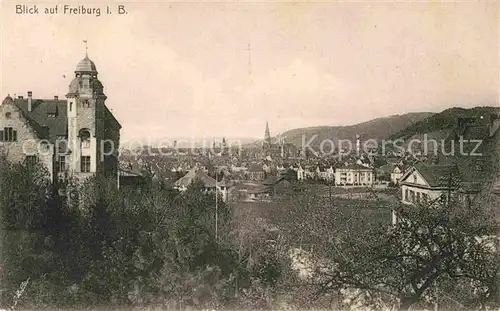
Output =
[
  {"x1": 334, "y1": 164, "x2": 374, "y2": 186},
  {"x1": 0, "y1": 54, "x2": 121, "y2": 189},
  {"x1": 390, "y1": 166, "x2": 404, "y2": 185},
  {"x1": 399, "y1": 165, "x2": 446, "y2": 205}
]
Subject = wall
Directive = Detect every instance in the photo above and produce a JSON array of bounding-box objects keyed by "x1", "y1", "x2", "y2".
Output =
[
  {"x1": 0, "y1": 101, "x2": 54, "y2": 179},
  {"x1": 401, "y1": 184, "x2": 443, "y2": 204}
]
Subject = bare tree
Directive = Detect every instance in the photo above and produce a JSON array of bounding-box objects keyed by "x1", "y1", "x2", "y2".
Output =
[{"x1": 314, "y1": 196, "x2": 500, "y2": 311}]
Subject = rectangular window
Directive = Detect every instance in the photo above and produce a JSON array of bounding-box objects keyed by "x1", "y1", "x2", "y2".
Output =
[
  {"x1": 25, "y1": 155, "x2": 38, "y2": 167},
  {"x1": 81, "y1": 156, "x2": 91, "y2": 172},
  {"x1": 2, "y1": 127, "x2": 17, "y2": 142},
  {"x1": 58, "y1": 155, "x2": 66, "y2": 172}
]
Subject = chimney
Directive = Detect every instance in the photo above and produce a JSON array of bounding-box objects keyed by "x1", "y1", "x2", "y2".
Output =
[
  {"x1": 54, "y1": 95, "x2": 59, "y2": 100},
  {"x1": 27, "y1": 91, "x2": 33, "y2": 112}
]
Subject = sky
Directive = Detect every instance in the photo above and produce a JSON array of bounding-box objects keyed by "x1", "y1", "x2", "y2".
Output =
[{"x1": 1, "y1": 1, "x2": 498, "y2": 141}]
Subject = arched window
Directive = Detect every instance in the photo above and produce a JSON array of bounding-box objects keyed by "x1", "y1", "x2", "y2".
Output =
[{"x1": 79, "y1": 129, "x2": 91, "y2": 148}]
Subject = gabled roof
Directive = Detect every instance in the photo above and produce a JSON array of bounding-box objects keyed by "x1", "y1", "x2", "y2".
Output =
[
  {"x1": 402, "y1": 164, "x2": 460, "y2": 188},
  {"x1": 247, "y1": 184, "x2": 270, "y2": 194},
  {"x1": 2, "y1": 97, "x2": 50, "y2": 139},
  {"x1": 14, "y1": 98, "x2": 67, "y2": 142},
  {"x1": 174, "y1": 168, "x2": 218, "y2": 188}
]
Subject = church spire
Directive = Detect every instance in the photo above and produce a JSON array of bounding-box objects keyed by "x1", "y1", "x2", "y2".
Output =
[{"x1": 264, "y1": 121, "x2": 271, "y2": 144}]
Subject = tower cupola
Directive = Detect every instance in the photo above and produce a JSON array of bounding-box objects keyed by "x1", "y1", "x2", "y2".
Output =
[{"x1": 75, "y1": 56, "x2": 97, "y2": 74}]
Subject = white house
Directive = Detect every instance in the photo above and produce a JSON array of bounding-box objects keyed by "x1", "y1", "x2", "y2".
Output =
[
  {"x1": 399, "y1": 164, "x2": 456, "y2": 205},
  {"x1": 390, "y1": 166, "x2": 404, "y2": 185},
  {"x1": 326, "y1": 166, "x2": 335, "y2": 182},
  {"x1": 334, "y1": 164, "x2": 374, "y2": 186},
  {"x1": 297, "y1": 165, "x2": 305, "y2": 181}
]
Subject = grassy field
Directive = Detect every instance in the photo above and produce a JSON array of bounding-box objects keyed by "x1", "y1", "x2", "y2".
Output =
[{"x1": 230, "y1": 190, "x2": 393, "y2": 250}]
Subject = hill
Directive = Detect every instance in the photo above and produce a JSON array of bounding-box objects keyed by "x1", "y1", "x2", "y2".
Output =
[
  {"x1": 389, "y1": 106, "x2": 500, "y2": 140},
  {"x1": 253, "y1": 112, "x2": 434, "y2": 149}
]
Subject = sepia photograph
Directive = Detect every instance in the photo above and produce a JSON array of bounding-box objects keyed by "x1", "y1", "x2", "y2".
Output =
[{"x1": 1, "y1": 1, "x2": 500, "y2": 310}]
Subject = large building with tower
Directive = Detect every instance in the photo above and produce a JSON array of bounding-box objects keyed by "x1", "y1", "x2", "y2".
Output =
[{"x1": 0, "y1": 53, "x2": 121, "y2": 190}]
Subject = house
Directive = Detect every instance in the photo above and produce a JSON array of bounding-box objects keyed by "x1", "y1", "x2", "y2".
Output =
[
  {"x1": 174, "y1": 167, "x2": 228, "y2": 201},
  {"x1": 314, "y1": 165, "x2": 334, "y2": 182},
  {"x1": 325, "y1": 166, "x2": 335, "y2": 182},
  {"x1": 334, "y1": 163, "x2": 374, "y2": 186},
  {"x1": 278, "y1": 167, "x2": 297, "y2": 182},
  {"x1": 399, "y1": 164, "x2": 460, "y2": 205},
  {"x1": 391, "y1": 166, "x2": 404, "y2": 185},
  {"x1": 0, "y1": 53, "x2": 121, "y2": 189},
  {"x1": 304, "y1": 165, "x2": 316, "y2": 179},
  {"x1": 262, "y1": 162, "x2": 272, "y2": 174},
  {"x1": 399, "y1": 114, "x2": 500, "y2": 207},
  {"x1": 263, "y1": 175, "x2": 291, "y2": 196},
  {"x1": 246, "y1": 184, "x2": 270, "y2": 201},
  {"x1": 297, "y1": 165, "x2": 305, "y2": 181},
  {"x1": 248, "y1": 163, "x2": 265, "y2": 181}
]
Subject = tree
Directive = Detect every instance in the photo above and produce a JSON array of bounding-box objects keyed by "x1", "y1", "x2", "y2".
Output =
[{"x1": 314, "y1": 197, "x2": 500, "y2": 311}]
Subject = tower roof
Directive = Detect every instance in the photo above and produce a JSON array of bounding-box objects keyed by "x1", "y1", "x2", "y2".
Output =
[
  {"x1": 264, "y1": 121, "x2": 271, "y2": 142},
  {"x1": 75, "y1": 56, "x2": 97, "y2": 73}
]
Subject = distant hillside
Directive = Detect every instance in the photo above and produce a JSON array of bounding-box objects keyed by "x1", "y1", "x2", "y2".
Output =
[
  {"x1": 389, "y1": 106, "x2": 500, "y2": 140},
  {"x1": 258, "y1": 112, "x2": 434, "y2": 148}
]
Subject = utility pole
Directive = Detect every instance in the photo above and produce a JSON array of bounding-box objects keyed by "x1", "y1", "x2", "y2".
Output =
[{"x1": 215, "y1": 169, "x2": 218, "y2": 242}]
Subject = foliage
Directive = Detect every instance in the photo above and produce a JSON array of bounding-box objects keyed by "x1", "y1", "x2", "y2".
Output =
[
  {"x1": 2, "y1": 154, "x2": 499, "y2": 311},
  {"x1": 0, "y1": 158, "x2": 287, "y2": 309},
  {"x1": 314, "y1": 197, "x2": 500, "y2": 310},
  {"x1": 389, "y1": 106, "x2": 500, "y2": 140}
]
